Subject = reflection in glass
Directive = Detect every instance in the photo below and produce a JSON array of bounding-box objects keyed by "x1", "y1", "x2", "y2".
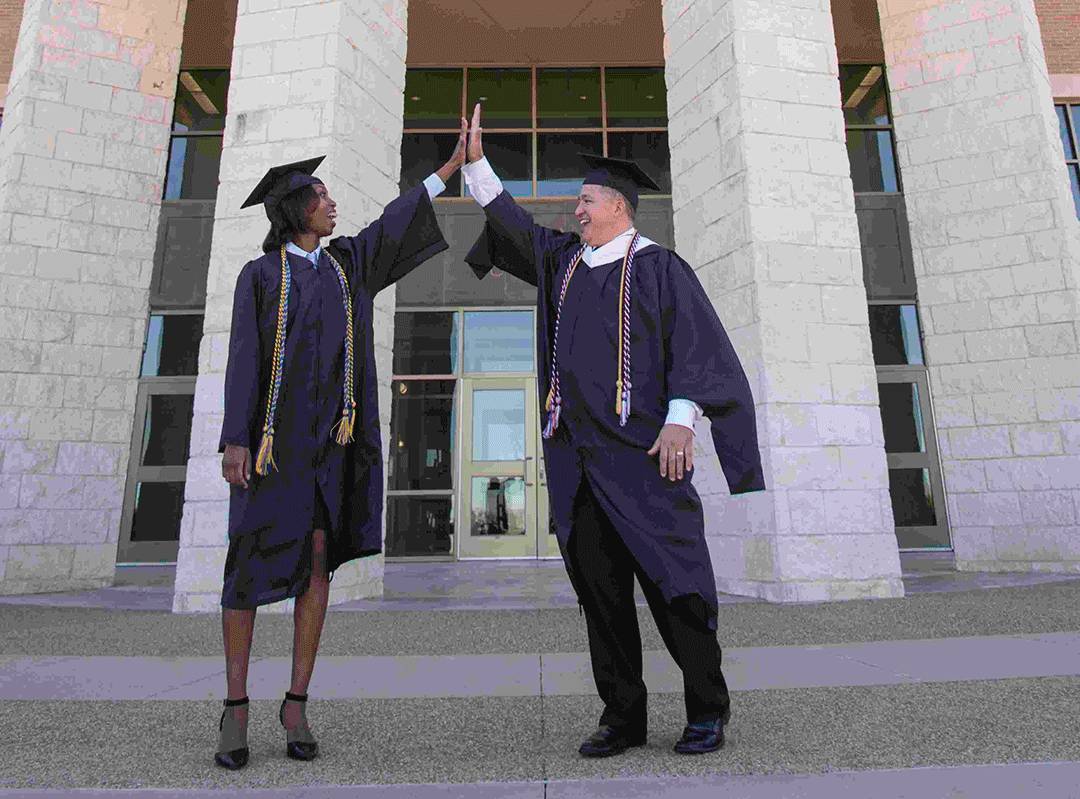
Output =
[
  {"x1": 538, "y1": 133, "x2": 602, "y2": 196},
  {"x1": 472, "y1": 389, "x2": 525, "y2": 461},
  {"x1": 393, "y1": 312, "x2": 457, "y2": 375},
  {"x1": 869, "y1": 305, "x2": 924, "y2": 365},
  {"x1": 404, "y1": 69, "x2": 463, "y2": 129},
  {"x1": 1056, "y1": 105, "x2": 1076, "y2": 160},
  {"x1": 141, "y1": 314, "x2": 204, "y2": 376},
  {"x1": 172, "y1": 70, "x2": 228, "y2": 132},
  {"x1": 130, "y1": 482, "x2": 185, "y2": 541},
  {"x1": 484, "y1": 134, "x2": 532, "y2": 197},
  {"x1": 878, "y1": 383, "x2": 926, "y2": 453},
  {"x1": 889, "y1": 468, "x2": 937, "y2": 526},
  {"x1": 606, "y1": 132, "x2": 671, "y2": 193},
  {"x1": 389, "y1": 380, "x2": 455, "y2": 491},
  {"x1": 467, "y1": 68, "x2": 530, "y2": 128},
  {"x1": 164, "y1": 136, "x2": 223, "y2": 200},
  {"x1": 400, "y1": 133, "x2": 461, "y2": 195},
  {"x1": 470, "y1": 476, "x2": 526, "y2": 536},
  {"x1": 1069, "y1": 164, "x2": 1080, "y2": 220},
  {"x1": 386, "y1": 496, "x2": 453, "y2": 556},
  {"x1": 839, "y1": 65, "x2": 890, "y2": 126},
  {"x1": 537, "y1": 68, "x2": 601, "y2": 128},
  {"x1": 605, "y1": 68, "x2": 667, "y2": 127},
  {"x1": 141, "y1": 394, "x2": 195, "y2": 466},
  {"x1": 463, "y1": 311, "x2": 534, "y2": 373},
  {"x1": 846, "y1": 129, "x2": 899, "y2": 192}
]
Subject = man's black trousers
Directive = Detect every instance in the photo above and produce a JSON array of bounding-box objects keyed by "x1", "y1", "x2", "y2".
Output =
[{"x1": 563, "y1": 479, "x2": 730, "y2": 732}]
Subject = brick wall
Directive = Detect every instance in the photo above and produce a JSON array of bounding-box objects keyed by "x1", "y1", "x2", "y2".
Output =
[
  {"x1": 1034, "y1": 0, "x2": 1080, "y2": 75},
  {"x1": 0, "y1": 0, "x2": 26, "y2": 97}
]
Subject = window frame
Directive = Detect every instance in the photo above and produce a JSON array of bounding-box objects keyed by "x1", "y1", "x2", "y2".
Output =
[
  {"x1": 1055, "y1": 101, "x2": 1080, "y2": 220},
  {"x1": 841, "y1": 62, "x2": 903, "y2": 196}
]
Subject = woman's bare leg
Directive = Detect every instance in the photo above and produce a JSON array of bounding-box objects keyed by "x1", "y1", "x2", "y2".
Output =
[
  {"x1": 285, "y1": 528, "x2": 330, "y2": 727},
  {"x1": 222, "y1": 607, "x2": 256, "y2": 727}
]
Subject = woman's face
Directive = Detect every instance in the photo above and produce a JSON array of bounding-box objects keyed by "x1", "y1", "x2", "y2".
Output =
[{"x1": 305, "y1": 182, "x2": 337, "y2": 237}]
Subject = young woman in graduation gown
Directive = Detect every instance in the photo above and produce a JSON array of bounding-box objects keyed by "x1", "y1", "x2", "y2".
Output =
[
  {"x1": 462, "y1": 104, "x2": 765, "y2": 758},
  {"x1": 213, "y1": 121, "x2": 466, "y2": 770}
]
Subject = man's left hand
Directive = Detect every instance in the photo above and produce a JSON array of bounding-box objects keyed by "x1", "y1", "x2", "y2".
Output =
[
  {"x1": 435, "y1": 116, "x2": 468, "y2": 183},
  {"x1": 647, "y1": 424, "x2": 694, "y2": 481}
]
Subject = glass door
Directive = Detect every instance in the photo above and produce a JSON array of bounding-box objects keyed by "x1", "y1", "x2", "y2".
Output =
[{"x1": 458, "y1": 378, "x2": 558, "y2": 558}]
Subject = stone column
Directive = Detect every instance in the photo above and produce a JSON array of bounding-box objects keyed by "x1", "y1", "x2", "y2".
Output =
[
  {"x1": 173, "y1": 0, "x2": 409, "y2": 612},
  {"x1": 0, "y1": 0, "x2": 185, "y2": 594},
  {"x1": 877, "y1": 0, "x2": 1080, "y2": 572},
  {"x1": 662, "y1": 0, "x2": 904, "y2": 601}
]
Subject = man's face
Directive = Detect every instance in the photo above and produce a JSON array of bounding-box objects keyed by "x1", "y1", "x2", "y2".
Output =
[
  {"x1": 575, "y1": 185, "x2": 624, "y2": 247},
  {"x1": 305, "y1": 182, "x2": 337, "y2": 238}
]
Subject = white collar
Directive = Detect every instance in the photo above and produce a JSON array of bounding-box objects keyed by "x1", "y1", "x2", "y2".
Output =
[
  {"x1": 285, "y1": 240, "x2": 322, "y2": 266},
  {"x1": 584, "y1": 227, "x2": 655, "y2": 268}
]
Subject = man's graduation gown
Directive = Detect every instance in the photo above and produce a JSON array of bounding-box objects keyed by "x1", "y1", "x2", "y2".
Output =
[
  {"x1": 219, "y1": 184, "x2": 447, "y2": 606},
  {"x1": 466, "y1": 192, "x2": 764, "y2": 630}
]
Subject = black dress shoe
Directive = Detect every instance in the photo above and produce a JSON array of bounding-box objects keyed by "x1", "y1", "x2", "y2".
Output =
[
  {"x1": 674, "y1": 716, "x2": 726, "y2": 755},
  {"x1": 280, "y1": 691, "x2": 319, "y2": 761},
  {"x1": 214, "y1": 696, "x2": 250, "y2": 770},
  {"x1": 578, "y1": 725, "x2": 647, "y2": 758}
]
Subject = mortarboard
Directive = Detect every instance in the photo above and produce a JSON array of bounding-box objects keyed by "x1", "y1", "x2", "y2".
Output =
[
  {"x1": 240, "y1": 155, "x2": 326, "y2": 213},
  {"x1": 579, "y1": 153, "x2": 661, "y2": 211}
]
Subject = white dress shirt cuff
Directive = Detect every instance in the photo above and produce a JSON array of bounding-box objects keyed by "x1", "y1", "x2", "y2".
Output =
[
  {"x1": 665, "y1": 398, "x2": 703, "y2": 434},
  {"x1": 423, "y1": 172, "x2": 446, "y2": 200},
  {"x1": 462, "y1": 157, "x2": 504, "y2": 207}
]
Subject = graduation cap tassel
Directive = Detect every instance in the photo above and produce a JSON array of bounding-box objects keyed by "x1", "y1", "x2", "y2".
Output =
[{"x1": 255, "y1": 247, "x2": 292, "y2": 477}]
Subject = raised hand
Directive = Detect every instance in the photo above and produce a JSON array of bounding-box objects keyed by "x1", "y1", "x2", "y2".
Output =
[
  {"x1": 467, "y1": 102, "x2": 484, "y2": 163},
  {"x1": 436, "y1": 115, "x2": 468, "y2": 184}
]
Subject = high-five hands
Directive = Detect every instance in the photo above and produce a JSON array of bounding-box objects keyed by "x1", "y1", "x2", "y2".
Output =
[
  {"x1": 435, "y1": 115, "x2": 469, "y2": 184},
  {"x1": 647, "y1": 424, "x2": 694, "y2": 482},
  {"x1": 467, "y1": 102, "x2": 484, "y2": 163}
]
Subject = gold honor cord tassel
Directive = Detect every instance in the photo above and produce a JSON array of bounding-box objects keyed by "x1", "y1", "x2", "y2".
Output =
[
  {"x1": 255, "y1": 246, "x2": 291, "y2": 476},
  {"x1": 326, "y1": 250, "x2": 356, "y2": 446}
]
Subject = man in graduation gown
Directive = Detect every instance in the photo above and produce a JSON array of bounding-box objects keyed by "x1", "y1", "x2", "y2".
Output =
[
  {"x1": 462, "y1": 105, "x2": 765, "y2": 757},
  {"x1": 212, "y1": 122, "x2": 465, "y2": 770}
]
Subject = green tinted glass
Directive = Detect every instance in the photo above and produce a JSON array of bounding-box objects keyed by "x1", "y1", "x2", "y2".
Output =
[
  {"x1": 605, "y1": 68, "x2": 667, "y2": 127},
  {"x1": 467, "y1": 68, "x2": 530, "y2": 128},
  {"x1": 537, "y1": 68, "x2": 601, "y2": 128},
  {"x1": 839, "y1": 65, "x2": 891, "y2": 126},
  {"x1": 404, "y1": 69, "x2": 464, "y2": 129},
  {"x1": 172, "y1": 70, "x2": 228, "y2": 132}
]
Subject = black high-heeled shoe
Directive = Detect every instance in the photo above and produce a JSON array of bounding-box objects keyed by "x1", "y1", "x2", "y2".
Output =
[
  {"x1": 279, "y1": 691, "x2": 319, "y2": 761},
  {"x1": 214, "y1": 696, "x2": 249, "y2": 770}
]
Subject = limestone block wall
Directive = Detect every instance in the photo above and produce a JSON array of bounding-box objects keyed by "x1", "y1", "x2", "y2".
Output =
[
  {"x1": 877, "y1": 0, "x2": 1080, "y2": 572},
  {"x1": 662, "y1": 0, "x2": 903, "y2": 601},
  {"x1": 173, "y1": 0, "x2": 410, "y2": 613},
  {"x1": 0, "y1": 0, "x2": 185, "y2": 594}
]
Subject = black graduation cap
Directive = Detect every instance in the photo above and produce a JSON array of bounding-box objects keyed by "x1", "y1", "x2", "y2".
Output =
[
  {"x1": 579, "y1": 153, "x2": 661, "y2": 210},
  {"x1": 240, "y1": 155, "x2": 326, "y2": 213}
]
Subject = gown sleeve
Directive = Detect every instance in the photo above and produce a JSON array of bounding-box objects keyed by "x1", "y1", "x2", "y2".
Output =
[
  {"x1": 464, "y1": 191, "x2": 581, "y2": 287},
  {"x1": 329, "y1": 182, "x2": 449, "y2": 295},
  {"x1": 219, "y1": 261, "x2": 262, "y2": 453},
  {"x1": 660, "y1": 253, "x2": 766, "y2": 495}
]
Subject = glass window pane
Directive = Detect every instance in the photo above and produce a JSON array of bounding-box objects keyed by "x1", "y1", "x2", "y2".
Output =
[
  {"x1": 889, "y1": 468, "x2": 937, "y2": 527},
  {"x1": 389, "y1": 380, "x2": 455, "y2": 491},
  {"x1": 537, "y1": 68, "x2": 601, "y2": 128},
  {"x1": 400, "y1": 133, "x2": 461, "y2": 196},
  {"x1": 1070, "y1": 105, "x2": 1080, "y2": 157},
  {"x1": 840, "y1": 65, "x2": 890, "y2": 126},
  {"x1": 606, "y1": 131, "x2": 671, "y2": 194},
  {"x1": 467, "y1": 68, "x2": 530, "y2": 128},
  {"x1": 878, "y1": 382, "x2": 926, "y2": 453},
  {"x1": 393, "y1": 311, "x2": 457, "y2": 375},
  {"x1": 163, "y1": 136, "x2": 222, "y2": 200},
  {"x1": 130, "y1": 482, "x2": 186, "y2": 542},
  {"x1": 846, "y1": 129, "x2": 899, "y2": 192},
  {"x1": 472, "y1": 389, "x2": 525, "y2": 461},
  {"x1": 404, "y1": 69, "x2": 463, "y2": 129},
  {"x1": 386, "y1": 496, "x2": 453, "y2": 557},
  {"x1": 172, "y1": 70, "x2": 228, "y2": 132},
  {"x1": 605, "y1": 67, "x2": 668, "y2": 128},
  {"x1": 141, "y1": 314, "x2": 204, "y2": 376},
  {"x1": 463, "y1": 310, "x2": 534, "y2": 373},
  {"x1": 869, "y1": 304, "x2": 924, "y2": 365},
  {"x1": 1069, "y1": 164, "x2": 1080, "y2": 221},
  {"x1": 470, "y1": 476, "x2": 526, "y2": 536},
  {"x1": 1056, "y1": 105, "x2": 1076, "y2": 160},
  {"x1": 484, "y1": 134, "x2": 532, "y2": 197},
  {"x1": 538, "y1": 132, "x2": 602, "y2": 197},
  {"x1": 140, "y1": 394, "x2": 194, "y2": 466}
]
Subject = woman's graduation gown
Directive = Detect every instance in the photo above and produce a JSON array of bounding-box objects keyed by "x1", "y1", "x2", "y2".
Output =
[
  {"x1": 219, "y1": 183, "x2": 448, "y2": 607},
  {"x1": 466, "y1": 191, "x2": 765, "y2": 630}
]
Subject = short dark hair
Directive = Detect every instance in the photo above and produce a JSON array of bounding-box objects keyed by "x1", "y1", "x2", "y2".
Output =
[{"x1": 261, "y1": 183, "x2": 321, "y2": 253}]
